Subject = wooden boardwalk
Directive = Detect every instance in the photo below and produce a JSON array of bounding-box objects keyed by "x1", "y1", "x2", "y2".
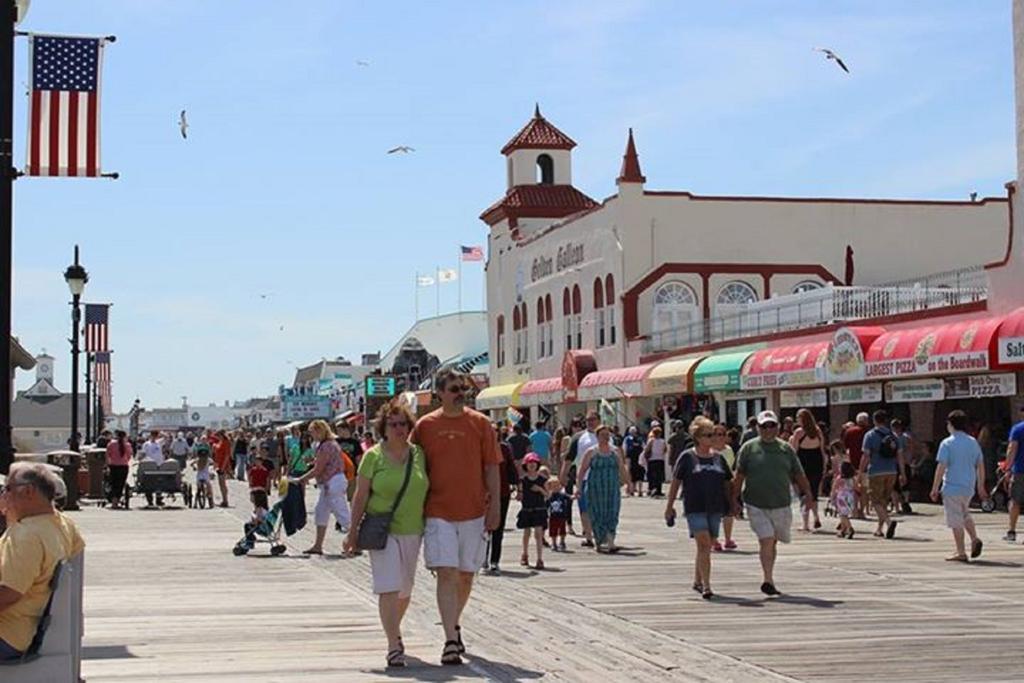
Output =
[{"x1": 71, "y1": 480, "x2": 1024, "y2": 682}]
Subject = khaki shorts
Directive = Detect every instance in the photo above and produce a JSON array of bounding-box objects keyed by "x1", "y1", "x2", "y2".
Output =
[
  {"x1": 868, "y1": 474, "x2": 897, "y2": 506},
  {"x1": 370, "y1": 534, "x2": 422, "y2": 598},
  {"x1": 746, "y1": 504, "x2": 792, "y2": 544},
  {"x1": 423, "y1": 516, "x2": 487, "y2": 572},
  {"x1": 942, "y1": 495, "x2": 972, "y2": 529}
]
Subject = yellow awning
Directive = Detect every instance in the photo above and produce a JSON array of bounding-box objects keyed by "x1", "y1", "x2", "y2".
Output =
[
  {"x1": 644, "y1": 356, "x2": 705, "y2": 395},
  {"x1": 474, "y1": 382, "x2": 524, "y2": 411}
]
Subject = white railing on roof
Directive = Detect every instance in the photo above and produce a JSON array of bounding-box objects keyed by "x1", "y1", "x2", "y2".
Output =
[{"x1": 643, "y1": 265, "x2": 988, "y2": 354}]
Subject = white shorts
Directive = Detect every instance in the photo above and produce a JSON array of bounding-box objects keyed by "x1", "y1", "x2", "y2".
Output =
[
  {"x1": 423, "y1": 516, "x2": 487, "y2": 572},
  {"x1": 195, "y1": 469, "x2": 210, "y2": 484},
  {"x1": 370, "y1": 534, "x2": 422, "y2": 598},
  {"x1": 942, "y1": 495, "x2": 972, "y2": 529},
  {"x1": 746, "y1": 504, "x2": 793, "y2": 544},
  {"x1": 314, "y1": 473, "x2": 351, "y2": 529}
]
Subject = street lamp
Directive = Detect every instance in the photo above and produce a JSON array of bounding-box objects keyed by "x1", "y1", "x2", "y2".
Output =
[
  {"x1": 64, "y1": 246, "x2": 88, "y2": 452},
  {"x1": 0, "y1": 0, "x2": 32, "y2": 474}
]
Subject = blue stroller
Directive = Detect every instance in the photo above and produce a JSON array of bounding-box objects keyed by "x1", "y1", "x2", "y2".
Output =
[{"x1": 233, "y1": 496, "x2": 286, "y2": 556}]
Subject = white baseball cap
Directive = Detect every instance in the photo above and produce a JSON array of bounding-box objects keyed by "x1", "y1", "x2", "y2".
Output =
[{"x1": 756, "y1": 410, "x2": 779, "y2": 426}]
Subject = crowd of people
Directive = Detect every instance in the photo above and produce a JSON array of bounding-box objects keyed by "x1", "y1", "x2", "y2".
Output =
[{"x1": 71, "y1": 375, "x2": 1024, "y2": 669}]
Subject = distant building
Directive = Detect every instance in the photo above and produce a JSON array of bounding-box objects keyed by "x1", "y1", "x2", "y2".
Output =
[
  {"x1": 7, "y1": 336, "x2": 35, "y2": 400},
  {"x1": 12, "y1": 354, "x2": 87, "y2": 453}
]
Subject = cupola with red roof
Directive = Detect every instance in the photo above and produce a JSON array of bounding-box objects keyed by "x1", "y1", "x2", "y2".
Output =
[{"x1": 481, "y1": 105, "x2": 597, "y2": 230}]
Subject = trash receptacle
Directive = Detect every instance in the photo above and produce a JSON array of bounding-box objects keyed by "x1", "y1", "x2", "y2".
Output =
[
  {"x1": 46, "y1": 451, "x2": 82, "y2": 511},
  {"x1": 86, "y1": 448, "x2": 106, "y2": 498}
]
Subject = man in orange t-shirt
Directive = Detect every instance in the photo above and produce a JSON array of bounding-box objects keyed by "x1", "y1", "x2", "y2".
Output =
[{"x1": 411, "y1": 370, "x2": 500, "y2": 666}]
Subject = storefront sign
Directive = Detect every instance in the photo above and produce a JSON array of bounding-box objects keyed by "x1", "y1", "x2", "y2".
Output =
[
  {"x1": 885, "y1": 379, "x2": 945, "y2": 403},
  {"x1": 867, "y1": 351, "x2": 989, "y2": 378},
  {"x1": 282, "y1": 395, "x2": 332, "y2": 419},
  {"x1": 999, "y1": 337, "x2": 1024, "y2": 365},
  {"x1": 828, "y1": 383, "x2": 883, "y2": 405},
  {"x1": 780, "y1": 388, "x2": 828, "y2": 408},
  {"x1": 826, "y1": 327, "x2": 867, "y2": 383},
  {"x1": 530, "y1": 242, "x2": 585, "y2": 282},
  {"x1": 945, "y1": 373, "x2": 1017, "y2": 399},
  {"x1": 696, "y1": 372, "x2": 736, "y2": 392}
]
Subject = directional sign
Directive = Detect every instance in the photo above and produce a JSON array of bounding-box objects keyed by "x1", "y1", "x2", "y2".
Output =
[{"x1": 365, "y1": 376, "x2": 397, "y2": 398}]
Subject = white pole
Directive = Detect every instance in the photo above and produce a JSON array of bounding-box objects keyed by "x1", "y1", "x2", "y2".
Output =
[
  {"x1": 415, "y1": 271, "x2": 419, "y2": 321},
  {"x1": 458, "y1": 251, "x2": 463, "y2": 313},
  {"x1": 436, "y1": 266, "x2": 440, "y2": 317}
]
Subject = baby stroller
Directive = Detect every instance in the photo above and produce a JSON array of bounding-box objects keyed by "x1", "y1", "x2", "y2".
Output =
[
  {"x1": 981, "y1": 461, "x2": 1011, "y2": 513},
  {"x1": 232, "y1": 498, "x2": 287, "y2": 557}
]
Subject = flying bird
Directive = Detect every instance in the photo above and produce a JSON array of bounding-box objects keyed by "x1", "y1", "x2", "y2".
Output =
[
  {"x1": 258, "y1": 292, "x2": 273, "y2": 300},
  {"x1": 814, "y1": 48, "x2": 849, "y2": 74},
  {"x1": 387, "y1": 146, "x2": 415, "y2": 154},
  {"x1": 279, "y1": 325, "x2": 285, "y2": 332},
  {"x1": 355, "y1": 60, "x2": 370, "y2": 67},
  {"x1": 179, "y1": 110, "x2": 188, "y2": 139}
]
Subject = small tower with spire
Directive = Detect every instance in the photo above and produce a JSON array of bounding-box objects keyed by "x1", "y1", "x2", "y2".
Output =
[{"x1": 617, "y1": 128, "x2": 646, "y2": 185}]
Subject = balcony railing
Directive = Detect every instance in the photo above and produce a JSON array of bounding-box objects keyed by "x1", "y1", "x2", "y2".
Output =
[{"x1": 643, "y1": 265, "x2": 988, "y2": 354}]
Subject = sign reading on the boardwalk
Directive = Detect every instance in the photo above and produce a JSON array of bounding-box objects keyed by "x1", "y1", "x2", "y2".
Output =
[
  {"x1": 282, "y1": 395, "x2": 332, "y2": 419},
  {"x1": 365, "y1": 376, "x2": 397, "y2": 397}
]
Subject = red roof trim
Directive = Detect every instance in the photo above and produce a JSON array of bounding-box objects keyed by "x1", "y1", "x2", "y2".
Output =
[
  {"x1": 479, "y1": 184, "x2": 598, "y2": 227},
  {"x1": 643, "y1": 190, "x2": 1008, "y2": 207}
]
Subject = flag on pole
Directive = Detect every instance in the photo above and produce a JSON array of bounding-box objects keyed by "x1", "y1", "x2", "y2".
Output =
[
  {"x1": 26, "y1": 34, "x2": 108, "y2": 177},
  {"x1": 84, "y1": 304, "x2": 110, "y2": 352},
  {"x1": 506, "y1": 406, "x2": 524, "y2": 427},
  {"x1": 417, "y1": 275, "x2": 435, "y2": 287},
  {"x1": 599, "y1": 398, "x2": 615, "y2": 425},
  {"x1": 94, "y1": 352, "x2": 112, "y2": 413},
  {"x1": 460, "y1": 245, "x2": 484, "y2": 262},
  {"x1": 438, "y1": 268, "x2": 458, "y2": 283}
]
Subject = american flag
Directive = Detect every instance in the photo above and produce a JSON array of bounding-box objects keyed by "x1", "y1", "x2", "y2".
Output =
[
  {"x1": 460, "y1": 245, "x2": 484, "y2": 262},
  {"x1": 84, "y1": 304, "x2": 110, "y2": 353},
  {"x1": 94, "y1": 352, "x2": 112, "y2": 413},
  {"x1": 26, "y1": 35, "x2": 107, "y2": 177}
]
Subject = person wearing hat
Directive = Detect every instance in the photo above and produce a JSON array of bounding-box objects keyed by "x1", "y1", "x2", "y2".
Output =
[
  {"x1": 732, "y1": 410, "x2": 814, "y2": 596},
  {"x1": 516, "y1": 453, "x2": 549, "y2": 569}
]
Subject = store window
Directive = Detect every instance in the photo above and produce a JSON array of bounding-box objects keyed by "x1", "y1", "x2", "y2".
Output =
[{"x1": 652, "y1": 281, "x2": 699, "y2": 334}]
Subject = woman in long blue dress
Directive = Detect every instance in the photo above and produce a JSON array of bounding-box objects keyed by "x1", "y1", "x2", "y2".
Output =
[{"x1": 576, "y1": 425, "x2": 631, "y2": 552}]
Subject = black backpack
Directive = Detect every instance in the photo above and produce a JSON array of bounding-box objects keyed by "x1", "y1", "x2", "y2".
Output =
[{"x1": 877, "y1": 429, "x2": 899, "y2": 459}]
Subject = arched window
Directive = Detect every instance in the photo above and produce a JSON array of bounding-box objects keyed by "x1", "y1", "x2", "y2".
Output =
[
  {"x1": 563, "y1": 288, "x2": 572, "y2": 351},
  {"x1": 792, "y1": 280, "x2": 822, "y2": 295},
  {"x1": 652, "y1": 281, "x2": 699, "y2": 334},
  {"x1": 520, "y1": 302, "x2": 529, "y2": 364},
  {"x1": 536, "y1": 154, "x2": 554, "y2": 185},
  {"x1": 545, "y1": 294, "x2": 553, "y2": 357},
  {"x1": 605, "y1": 275, "x2": 616, "y2": 345},
  {"x1": 716, "y1": 281, "x2": 758, "y2": 307},
  {"x1": 572, "y1": 285, "x2": 582, "y2": 349},
  {"x1": 496, "y1": 315, "x2": 505, "y2": 368},
  {"x1": 537, "y1": 297, "x2": 546, "y2": 358},
  {"x1": 512, "y1": 307, "x2": 521, "y2": 364},
  {"x1": 593, "y1": 278, "x2": 605, "y2": 347},
  {"x1": 716, "y1": 281, "x2": 759, "y2": 335}
]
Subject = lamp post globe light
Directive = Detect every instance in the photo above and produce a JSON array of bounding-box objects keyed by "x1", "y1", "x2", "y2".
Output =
[{"x1": 64, "y1": 246, "x2": 88, "y2": 452}]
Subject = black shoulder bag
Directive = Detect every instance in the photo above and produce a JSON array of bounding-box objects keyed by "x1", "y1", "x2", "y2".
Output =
[{"x1": 357, "y1": 449, "x2": 415, "y2": 551}]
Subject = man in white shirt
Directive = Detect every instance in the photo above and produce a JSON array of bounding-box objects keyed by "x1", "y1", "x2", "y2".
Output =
[
  {"x1": 140, "y1": 431, "x2": 165, "y2": 466},
  {"x1": 559, "y1": 412, "x2": 600, "y2": 547},
  {"x1": 170, "y1": 432, "x2": 190, "y2": 467}
]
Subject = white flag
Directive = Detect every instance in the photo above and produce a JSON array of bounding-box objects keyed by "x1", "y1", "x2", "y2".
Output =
[
  {"x1": 417, "y1": 276, "x2": 435, "y2": 287},
  {"x1": 438, "y1": 268, "x2": 458, "y2": 283}
]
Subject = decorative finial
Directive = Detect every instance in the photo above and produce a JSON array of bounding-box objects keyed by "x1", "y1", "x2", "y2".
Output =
[{"x1": 534, "y1": 103, "x2": 541, "y2": 118}]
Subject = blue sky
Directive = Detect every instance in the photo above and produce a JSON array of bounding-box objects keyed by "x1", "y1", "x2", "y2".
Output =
[{"x1": 11, "y1": 0, "x2": 1015, "y2": 411}]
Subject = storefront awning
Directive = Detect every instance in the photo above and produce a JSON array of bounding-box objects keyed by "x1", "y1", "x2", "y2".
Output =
[
  {"x1": 864, "y1": 318, "x2": 1002, "y2": 379},
  {"x1": 474, "y1": 382, "x2": 523, "y2": 411},
  {"x1": 518, "y1": 377, "x2": 564, "y2": 407},
  {"x1": 693, "y1": 351, "x2": 753, "y2": 393},
  {"x1": 644, "y1": 356, "x2": 704, "y2": 395},
  {"x1": 996, "y1": 306, "x2": 1024, "y2": 367},
  {"x1": 741, "y1": 341, "x2": 830, "y2": 391},
  {"x1": 577, "y1": 364, "x2": 654, "y2": 401}
]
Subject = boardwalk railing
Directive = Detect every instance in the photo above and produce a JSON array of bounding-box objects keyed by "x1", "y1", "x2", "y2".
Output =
[{"x1": 643, "y1": 265, "x2": 988, "y2": 354}]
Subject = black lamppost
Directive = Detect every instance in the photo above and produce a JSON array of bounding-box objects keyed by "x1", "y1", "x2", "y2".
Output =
[
  {"x1": 0, "y1": 0, "x2": 33, "y2": 475},
  {"x1": 64, "y1": 245, "x2": 88, "y2": 452}
]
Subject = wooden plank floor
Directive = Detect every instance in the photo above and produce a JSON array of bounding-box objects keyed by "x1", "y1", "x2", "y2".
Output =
[{"x1": 71, "y1": 480, "x2": 1024, "y2": 682}]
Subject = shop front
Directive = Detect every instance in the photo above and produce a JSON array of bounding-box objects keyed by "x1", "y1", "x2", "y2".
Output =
[
  {"x1": 474, "y1": 382, "x2": 524, "y2": 420},
  {"x1": 693, "y1": 351, "x2": 760, "y2": 426},
  {"x1": 576, "y1": 364, "x2": 654, "y2": 431},
  {"x1": 741, "y1": 341, "x2": 830, "y2": 423},
  {"x1": 518, "y1": 376, "x2": 565, "y2": 428}
]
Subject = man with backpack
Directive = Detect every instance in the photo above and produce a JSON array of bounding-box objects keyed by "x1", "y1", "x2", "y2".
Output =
[{"x1": 860, "y1": 410, "x2": 907, "y2": 539}]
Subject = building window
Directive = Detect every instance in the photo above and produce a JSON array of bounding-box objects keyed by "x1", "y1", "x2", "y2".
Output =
[
  {"x1": 520, "y1": 302, "x2": 529, "y2": 365},
  {"x1": 545, "y1": 294, "x2": 553, "y2": 357},
  {"x1": 536, "y1": 154, "x2": 554, "y2": 185},
  {"x1": 716, "y1": 280, "x2": 759, "y2": 334},
  {"x1": 605, "y1": 275, "x2": 616, "y2": 345},
  {"x1": 563, "y1": 288, "x2": 572, "y2": 351},
  {"x1": 593, "y1": 278, "x2": 605, "y2": 347},
  {"x1": 512, "y1": 306, "x2": 522, "y2": 365},
  {"x1": 572, "y1": 285, "x2": 582, "y2": 350},
  {"x1": 496, "y1": 314, "x2": 505, "y2": 368},
  {"x1": 652, "y1": 281, "x2": 699, "y2": 334},
  {"x1": 537, "y1": 297, "x2": 546, "y2": 358},
  {"x1": 792, "y1": 280, "x2": 822, "y2": 295},
  {"x1": 717, "y1": 280, "x2": 758, "y2": 307}
]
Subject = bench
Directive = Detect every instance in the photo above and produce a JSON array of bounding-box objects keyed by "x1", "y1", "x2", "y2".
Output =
[{"x1": 0, "y1": 553, "x2": 84, "y2": 683}]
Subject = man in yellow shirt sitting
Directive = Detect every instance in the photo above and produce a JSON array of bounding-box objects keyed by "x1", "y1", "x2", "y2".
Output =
[{"x1": 0, "y1": 463, "x2": 85, "y2": 661}]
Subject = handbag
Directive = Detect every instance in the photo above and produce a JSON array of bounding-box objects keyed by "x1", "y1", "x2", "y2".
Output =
[{"x1": 356, "y1": 448, "x2": 415, "y2": 551}]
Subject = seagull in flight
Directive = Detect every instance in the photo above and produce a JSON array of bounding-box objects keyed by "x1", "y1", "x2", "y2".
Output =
[
  {"x1": 355, "y1": 60, "x2": 370, "y2": 67},
  {"x1": 814, "y1": 48, "x2": 849, "y2": 73},
  {"x1": 179, "y1": 110, "x2": 189, "y2": 139},
  {"x1": 258, "y1": 292, "x2": 273, "y2": 300},
  {"x1": 387, "y1": 146, "x2": 415, "y2": 154}
]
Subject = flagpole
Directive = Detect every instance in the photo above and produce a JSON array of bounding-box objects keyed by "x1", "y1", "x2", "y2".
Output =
[
  {"x1": 84, "y1": 353, "x2": 93, "y2": 443},
  {"x1": 458, "y1": 249, "x2": 463, "y2": 314},
  {"x1": 435, "y1": 266, "x2": 440, "y2": 317},
  {"x1": 414, "y1": 271, "x2": 419, "y2": 321}
]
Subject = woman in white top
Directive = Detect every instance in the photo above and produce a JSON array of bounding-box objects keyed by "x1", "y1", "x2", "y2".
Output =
[{"x1": 643, "y1": 426, "x2": 668, "y2": 497}]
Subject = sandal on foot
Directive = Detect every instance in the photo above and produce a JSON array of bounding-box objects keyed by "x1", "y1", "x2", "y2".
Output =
[
  {"x1": 386, "y1": 649, "x2": 406, "y2": 668},
  {"x1": 692, "y1": 581, "x2": 703, "y2": 593},
  {"x1": 971, "y1": 538, "x2": 983, "y2": 559},
  {"x1": 535, "y1": 560, "x2": 545, "y2": 570},
  {"x1": 702, "y1": 588, "x2": 714, "y2": 600},
  {"x1": 455, "y1": 625, "x2": 465, "y2": 654},
  {"x1": 441, "y1": 640, "x2": 463, "y2": 665},
  {"x1": 945, "y1": 554, "x2": 969, "y2": 562},
  {"x1": 520, "y1": 554, "x2": 529, "y2": 566},
  {"x1": 302, "y1": 548, "x2": 323, "y2": 555}
]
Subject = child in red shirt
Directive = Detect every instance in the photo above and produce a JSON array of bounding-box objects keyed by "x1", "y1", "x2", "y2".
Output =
[{"x1": 248, "y1": 458, "x2": 270, "y2": 511}]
